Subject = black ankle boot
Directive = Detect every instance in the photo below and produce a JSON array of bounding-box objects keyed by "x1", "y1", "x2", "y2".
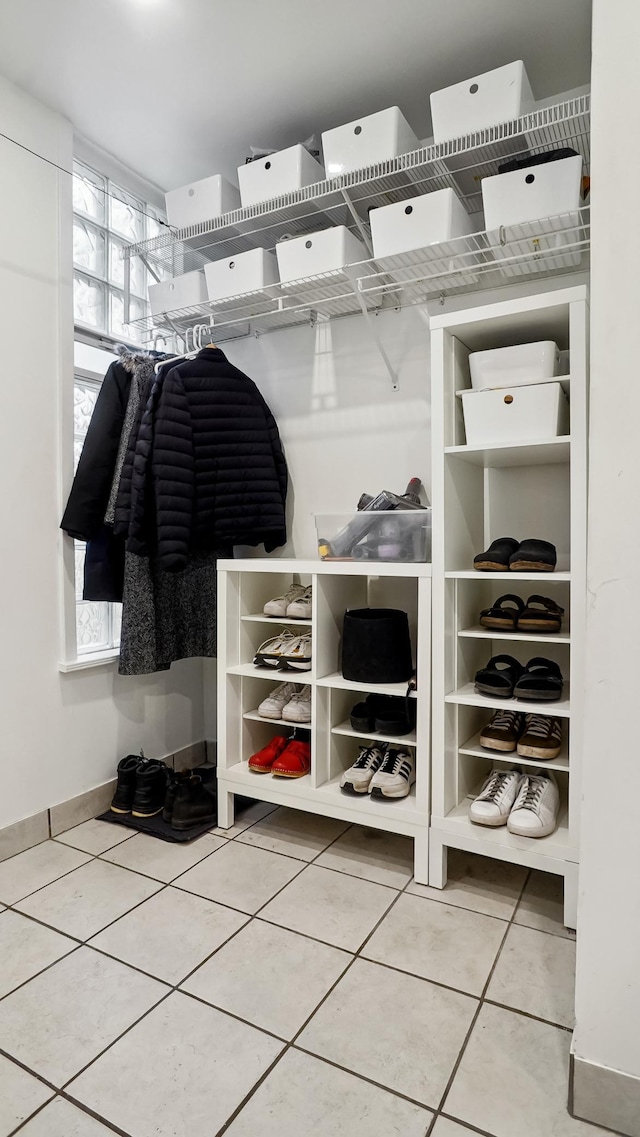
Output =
[
  {"x1": 162, "y1": 771, "x2": 192, "y2": 824},
  {"x1": 110, "y1": 755, "x2": 143, "y2": 815},
  {"x1": 132, "y1": 760, "x2": 169, "y2": 819},
  {"x1": 170, "y1": 776, "x2": 217, "y2": 831}
]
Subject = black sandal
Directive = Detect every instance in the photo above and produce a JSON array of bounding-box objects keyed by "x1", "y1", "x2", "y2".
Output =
[
  {"x1": 474, "y1": 655, "x2": 524, "y2": 698},
  {"x1": 479, "y1": 594, "x2": 525, "y2": 631},
  {"x1": 513, "y1": 657, "x2": 564, "y2": 701},
  {"x1": 518, "y1": 596, "x2": 564, "y2": 633},
  {"x1": 509, "y1": 539, "x2": 557, "y2": 573},
  {"x1": 473, "y1": 537, "x2": 519, "y2": 572}
]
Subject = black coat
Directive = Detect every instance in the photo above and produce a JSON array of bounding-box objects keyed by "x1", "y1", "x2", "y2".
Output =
[{"x1": 115, "y1": 347, "x2": 288, "y2": 571}]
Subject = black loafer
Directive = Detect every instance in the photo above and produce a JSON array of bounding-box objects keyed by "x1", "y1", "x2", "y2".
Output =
[
  {"x1": 475, "y1": 655, "x2": 524, "y2": 698},
  {"x1": 514, "y1": 658, "x2": 564, "y2": 701},
  {"x1": 509, "y1": 539, "x2": 557, "y2": 573},
  {"x1": 474, "y1": 538, "x2": 519, "y2": 572}
]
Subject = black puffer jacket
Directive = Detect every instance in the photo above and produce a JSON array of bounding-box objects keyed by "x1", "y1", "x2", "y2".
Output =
[{"x1": 117, "y1": 347, "x2": 287, "y2": 571}]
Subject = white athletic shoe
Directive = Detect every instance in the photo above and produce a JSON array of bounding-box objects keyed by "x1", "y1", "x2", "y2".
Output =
[
  {"x1": 286, "y1": 585, "x2": 312, "y2": 619},
  {"x1": 282, "y1": 686, "x2": 312, "y2": 723},
  {"x1": 369, "y1": 748, "x2": 415, "y2": 799},
  {"x1": 263, "y1": 584, "x2": 306, "y2": 618},
  {"x1": 507, "y1": 770, "x2": 559, "y2": 837},
  {"x1": 257, "y1": 682, "x2": 301, "y2": 719},
  {"x1": 469, "y1": 768, "x2": 521, "y2": 827},
  {"x1": 340, "y1": 745, "x2": 387, "y2": 794}
]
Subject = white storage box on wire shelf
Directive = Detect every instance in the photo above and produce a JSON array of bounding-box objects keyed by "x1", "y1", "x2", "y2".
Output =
[
  {"x1": 165, "y1": 175, "x2": 240, "y2": 230},
  {"x1": 322, "y1": 106, "x2": 419, "y2": 176},
  {"x1": 469, "y1": 341, "x2": 561, "y2": 391},
  {"x1": 369, "y1": 187, "x2": 477, "y2": 290},
  {"x1": 148, "y1": 270, "x2": 207, "y2": 316},
  {"x1": 275, "y1": 226, "x2": 367, "y2": 289},
  {"x1": 204, "y1": 248, "x2": 280, "y2": 304},
  {"x1": 430, "y1": 60, "x2": 534, "y2": 143},
  {"x1": 237, "y1": 144, "x2": 325, "y2": 208},
  {"x1": 461, "y1": 382, "x2": 570, "y2": 447},
  {"x1": 482, "y1": 152, "x2": 584, "y2": 277}
]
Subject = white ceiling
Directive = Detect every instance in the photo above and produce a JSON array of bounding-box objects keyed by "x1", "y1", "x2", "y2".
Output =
[{"x1": 0, "y1": 0, "x2": 591, "y2": 192}]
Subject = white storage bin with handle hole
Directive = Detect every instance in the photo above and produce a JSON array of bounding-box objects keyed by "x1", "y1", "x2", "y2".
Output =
[
  {"x1": 204, "y1": 249, "x2": 279, "y2": 302},
  {"x1": 322, "y1": 107, "x2": 418, "y2": 177},
  {"x1": 148, "y1": 270, "x2": 207, "y2": 316},
  {"x1": 469, "y1": 341, "x2": 561, "y2": 391},
  {"x1": 165, "y1": 175, "x2": 240, "y2": 229},
  {"x1": 461, "y1": 382, "x2": 569, "y2": 447},
  {"x1": 237, "y1": 145, "x2": 324, "y2": 208},
  {"x1": 430, "y1": 61, "x2": 534, "y2": 143},
  {"x1": 370, "y1": 188, "x2": 472, "y2": 259},
  {"x1": 276, "y1": 226, "x2": 367, "y2": 286}
]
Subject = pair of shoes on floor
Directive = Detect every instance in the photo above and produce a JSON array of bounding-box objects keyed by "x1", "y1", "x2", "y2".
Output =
[
  {"x1": 350, "y1": 694, "x2": 416, "y2": 736},
  {"x1": 480, "y1": 710, "x2": 563, "y2": 760},
  {"x1": 470, "y1": 768, "x2": 559, "y2": 837},
  {"x1": 263, "y1": 583, "x2": 312, "y2": 619},
  {"x1": 258, "y1": 682, "x2": 311, "y2": 723},
  {"x1": 474, "y1": 537, "x2": 557, "y2": 573},
  {"x1": 248, "y1": 736, "x2": 311, "y2": 778},
  {"x1": 254, "y1": 629, "x2": 312, "y2": 671},
  {"x1": 111, "y1": 755, "x2": 170, "y2": 819},
  {"x1": 340, "y1": 744, "x2": 415, "y2": 799},
  {"x1": 479, "y1": 594, "x2": 564, "y2": 634},
  {"x1": 475, "y1": 655, "x2": 564, "y2": 701},
  {"x1": 163, "y1": 771, "x2": 217, "y2": 831}
]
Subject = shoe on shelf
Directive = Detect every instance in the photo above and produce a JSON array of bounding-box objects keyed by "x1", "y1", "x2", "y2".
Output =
[
  {"x1": 469, "y1": 768, "x2": 522, "y2": 827},
  {"x1": 349, "y1": 695, "x2": 415, "y2": 736},
  {"x1": 509, "y1": 539, "x2": 557, "y2": 573},
  {"x1": 263, "y1": 583, "x2": 306, "y2": 618},
  {"x1": 248, "y1": 735, "x2": 289, "y2": 773},
  {"x1": 340, "y1": 744, "x2": 387, "y2": 795},
  {"x1": 170, "y1": 775, "x2": 217, "y2": 831},
  {"x1": 286, "y1": 585, "x2": 312, "y2": 619},
  {"x1": 282, "y1": 686, "x2": 312, "y2": 723},
  {"x1": 369, "y1": 747, "x2": 415, "y2": 799},
  {"x1": 479, "y1": 594, "x2": 525, "y2": 631},
  {"x1": 474, "y1": 655, "x2": 524, "y2": 698},
  {"x1": 254, "y1": 630, "x2": 312, "y2": 671},
  {"x1": 473, "y1": 537, "x2": 519, "y2": 572},
  {"x1": 258, "y1": 682, "x2": 301, "y2": 719},
  {"x1": 513, "y1": 658, "x2": 564, "y2": 702},
  {"x1": 272, "y1": 739, "x2": 311, "y2": 778},
  {"x1": 507, "y1": 770, "x2": 559, "y2": 837},
  {"x1": 110, "y1": 755, "x2": 143, "y2": 815},
  {"x1": 517, "y1": 595, "x2": 564, "y2": 633},
  {"x1": 517, "y1": 714, "x2": 563, "y2": 760},
  {"x1": 480, "y1": 710, "x2": 526, "y2": 752},
  {"x1": 131, "y1": 759, "x2": 170, "y2": 819}
]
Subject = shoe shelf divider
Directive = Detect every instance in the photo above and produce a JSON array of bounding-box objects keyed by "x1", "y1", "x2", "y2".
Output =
[
  {"x1": 429, "y1": 284, "x2": 588, "y2": 927},
  {"x1": 216, "y1": 557, "x2": 432, "y2": 881}
]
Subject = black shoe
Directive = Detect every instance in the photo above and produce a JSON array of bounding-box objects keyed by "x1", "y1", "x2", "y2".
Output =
[
  {"x1": 473, "y1": 537, "x2": 519, "y2": 572},
  {"x1": 350, "y1": 694, "x2": 415, "y2": 736},
  {"x1": 162, "y1": 770, "x2": 192, "y2": 824},
  {"x1": 110, "y1": 755, "x2": 143, "y2": 815},
  {"x1": 131, "y1": 760, "x2": 169, "y2": 819},
  {"x1": 170, "y1": 776, "x2": 217, "y2": 831},
  {"x1": 508, "y1": 539, "x2": 557, "y2": 573}
]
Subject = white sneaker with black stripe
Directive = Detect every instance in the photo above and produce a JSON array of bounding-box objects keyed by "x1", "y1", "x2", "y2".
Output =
[
  {"x1": 369, "y1": 747, "x2": 415, "y2": 799},
  {"x1": 340, "y1": 745, "x2": 387, "y2": 795}
]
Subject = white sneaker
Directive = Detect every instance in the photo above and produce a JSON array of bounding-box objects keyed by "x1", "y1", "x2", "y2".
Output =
[
  {"x1": 369, "y1": 747, "x2": 415, "y2": 799},
  {"x1": 282, "y1": 686, "x2": 312, "y2": 723},
  {"x1": 258, "y1": 682, "x2": 300, "y2": 719},
  {"x1": 280, "y1": 632, "x2": 312, "y2": 671},
  {"x1": 507, "y1": 770, "x2": 559, "y2": 837},
  {"x1": 263, "y1": 584, "x2": 306, "y2": 618},
  {"x1": 286, "y1": 585, "x2": 312, "y2": 619},
  {"x1": 469, "y1": 768, "x2": 521, "y2": 827},
  {"x1": 340, "y1": 745, "x2": 386, "y2": 794}
]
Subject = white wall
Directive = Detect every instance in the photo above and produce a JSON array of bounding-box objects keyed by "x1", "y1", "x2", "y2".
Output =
[
  {"x1": 0, "y1": 74, "x2": 204, "y2": 831},
  {"x1": 572, "y1": 0, "x2": 640, "y2": 1105}
]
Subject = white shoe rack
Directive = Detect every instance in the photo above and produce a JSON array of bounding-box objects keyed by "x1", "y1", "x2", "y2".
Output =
[
  {"x1": 429, "y1": 285, "x2": 588, "y2": 928},
  {"x1": 216, "y1": 558, "x2": 432, "y2": 882}
]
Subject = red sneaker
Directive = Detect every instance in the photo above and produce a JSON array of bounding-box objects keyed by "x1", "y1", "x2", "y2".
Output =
[
  {"x1": 272, "y1": 739, "x2": 311, "y2": 778},
  {"x1": 248, "y1": 735, "x2": 289, "y2": 773}
]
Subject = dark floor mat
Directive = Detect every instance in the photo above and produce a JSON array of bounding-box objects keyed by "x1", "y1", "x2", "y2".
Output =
[{"x1": 96, "y1": 794, "x2": 257, "y2": 844}]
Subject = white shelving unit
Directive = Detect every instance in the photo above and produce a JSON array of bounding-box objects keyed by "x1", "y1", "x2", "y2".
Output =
[
  {"x1": 216, "y1": 558, "x2": 432, "y2": 881},
  {"x1": 429, "y1": 285, "x2": 588, "y2": 927}
]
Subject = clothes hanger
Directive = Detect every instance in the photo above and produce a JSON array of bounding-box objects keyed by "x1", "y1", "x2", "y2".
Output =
[{"x1": 154, "y1": 324, "x2": 218, "y2": 373}]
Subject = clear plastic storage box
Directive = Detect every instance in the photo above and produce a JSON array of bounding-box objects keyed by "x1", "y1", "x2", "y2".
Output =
[{"x1": 315, "y1": 511, "x2": 432, "y2": 563}]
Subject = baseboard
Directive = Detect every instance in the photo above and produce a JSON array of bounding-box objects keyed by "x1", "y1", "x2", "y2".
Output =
[{"x1": 570, "y1": 1052, "x2": 640, "y2": 1137}]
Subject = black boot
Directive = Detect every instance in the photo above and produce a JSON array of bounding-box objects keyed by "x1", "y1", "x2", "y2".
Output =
[
  {"x1": 110, "y1": 755, "x2": 143, "y2": 815},
  {"x1": 132, "y1": 760, "x2": 169, "y2": 819},
  {"x1": 171, "y1": 776, "x2": 217, "y2": 831},
  {"x1": 162, "y1": 771, "x2": 191, "y2": 824}
]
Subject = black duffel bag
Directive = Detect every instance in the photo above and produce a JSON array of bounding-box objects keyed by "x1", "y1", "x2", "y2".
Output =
[{"x1": 341, "y1": 608, "x2": 413, "y2": 684}]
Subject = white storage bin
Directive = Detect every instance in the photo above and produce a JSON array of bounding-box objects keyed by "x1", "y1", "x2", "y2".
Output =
[
  {"x1": 237, "y1": 145, "x2": 324, "y2": 208},
  {"x1": 148, "y1": 270, "x2": 207, "y2": 316},
  {"x1": 276, "y1": 226, "x2": 367, "y2": 286},
  {"x1": 461, "y1": 382, "x2": 569, "y2": 447},
  {"x1": 165, "y1": 175, "x2": 240, "y2": 229},
  {"x1": 322, "y1": 107, "x2": 418, "y2": 177},
  {"x1": 469, "y1": 341, "x2": 561, "y2": 391},
  {"x1": 204, "y1": 249, "x2": 279, "y2": 302},
  {"x1": 370, "y1": 189, "x2": 471, "y2": 259},
  {"x1": 430, "y1": 61, "x2": 534, "y2": 143}
]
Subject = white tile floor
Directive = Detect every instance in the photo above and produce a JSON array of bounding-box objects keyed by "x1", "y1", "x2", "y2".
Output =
[{"x1": 0, "y1": 803, "x2": 621, "y2": 1137}]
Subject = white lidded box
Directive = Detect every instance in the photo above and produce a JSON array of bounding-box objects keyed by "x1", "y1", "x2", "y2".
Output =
[
  {"x1": 148, "y1": 270, "x2": 207, "y2": 316},
  {"x1": 370, "y1": 188, "x2": 471, "y2": 259},
  {"x1": 165, "y1": 175, "x2": 240, "y2": 230},
  {"x1": 322, "y1": 107, "x2": 418, "y2": 177},
  {"x1": 469, "y1": 341, "x2": 561, "y2": 391},
  {"x1": 461, "y1": 382, "x2": 569, "y2": 447},
  {"x1": 430, "y1": 60, "x2": 534, "y2": 143},
  {"x1": 204, "y1": 249, "x2": 279, "y2": 302},
  {"x1": 237, "y1": 145, "x2": 324, "y2": 209},
  {"x1": 276, "y1": 226, "x2": 367, "y2": 286}
]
